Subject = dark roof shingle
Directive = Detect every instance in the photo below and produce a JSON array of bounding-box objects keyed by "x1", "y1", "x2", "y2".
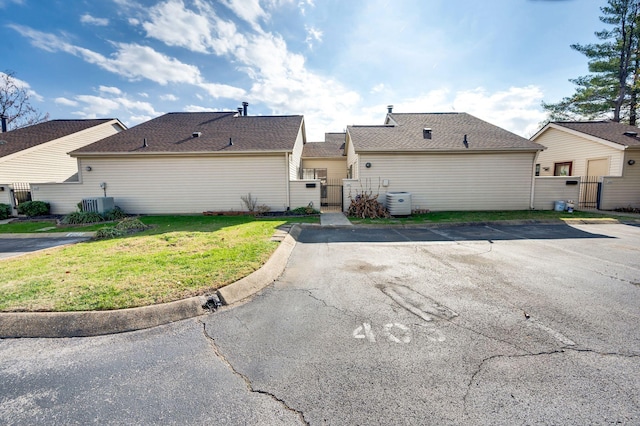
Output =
[
  {"x1": 302, "y1": 132, "x2": 345, "y2": 157},
  {"x1": 71, "y1": 112, "x2": 304, "y2": 155},
  {"x1": 0, "y1": 119, "x2": 115, "y2": 158},
  {"x1": 549, "y1": 121, "x2": 640, "y2": 148},
  {"x1": 348, "y1": 113, "x2": 543, "y2": 152}
]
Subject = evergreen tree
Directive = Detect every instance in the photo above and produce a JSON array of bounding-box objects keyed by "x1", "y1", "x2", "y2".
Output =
[{"x1": 543, "y1": 0, "x2": 640, "y2": 125}]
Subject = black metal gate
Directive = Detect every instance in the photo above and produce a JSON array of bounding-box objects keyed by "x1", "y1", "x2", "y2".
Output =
[
  {"x1": 321, "y1": 178, "x2": 343, "y2": 211},
  {"x1": 579, "y1": 176, "x2": 601, "y2": 209}
]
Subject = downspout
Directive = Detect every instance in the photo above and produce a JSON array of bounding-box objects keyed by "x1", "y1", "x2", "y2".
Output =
[
  {"x1": 285, "y1": 152, "x2": 291, "y2": 210},
  {"x1": 530, "y1": 151, "x2": 541, "y2": 209}
]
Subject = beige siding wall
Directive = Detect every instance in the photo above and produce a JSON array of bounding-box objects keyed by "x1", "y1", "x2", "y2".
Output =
[
  {"x1": 301, "y1": 158, "x2": 348, "y2": 180},
  {"x1": 0, "y1": 121, "x2": 122, "y2": 183},
  {"x1": 289, "y1": 180, "x2": 321, "y2": 210},
  {"x1": 342, "y1": 179, "x2": 361, "y2": 210},
  {"x1": 532, "y1": 177, "x2": 581, "y2": 210},
  {"x1": 535, "y1": 128, "x2": 624, "y2": 176},
  {"x1": 0, "y1": 184, "x2": 13, "y2": 207},
  {"x1": 289, "y1": 128, "x2": 305, "y2": 180},
  {"x1": 600, "y1": 152, "x2": 640, "y2": 209},
  {"x1": 33, "y1": 154, "x2": 290, "y2": 214},
  {"x1": 348, "y1": 152, "x2": 536, "y2": 211}
]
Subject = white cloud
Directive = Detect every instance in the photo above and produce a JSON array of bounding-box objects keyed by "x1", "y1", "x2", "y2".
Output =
[
  {"x1": 183, "y1": 104, "x2": 219, "y2": 112},
  {"x1": 0, "y1": 70, "x2": 43, "y2": 102},
  {"x1": 304, "y1": 25, "x2": 322, "y2": 49},
  {"x1": 0, "y1": 0, "x2": 23, "y2": 8},
  {"x1": 99, "y1": 85, "x2": 122, "y2": 95},
  {"x1": 68, "y1": 93, "x2": 161, "y2": 122},
  {"x1": 54, "y1": 97, "x2": 78, "y2": 107},
  {"x1": 160, "y1": 94, "x2": 178, "y2": 101},
  {"x1": 80, "y1": 14, "x2": 109, "y2": 26},
  {"x1": 220, "y1": 0, "x2": 267, "y2": 30},
  {"x1": 370, "y1": 83, "x2": 386, "y2": 94}
]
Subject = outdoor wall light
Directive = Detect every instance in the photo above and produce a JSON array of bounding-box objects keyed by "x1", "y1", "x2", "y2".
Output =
[
  {"x1": 365, "y1": 162, "x2": 372, "y2": 168},
  {"x1": 85, "y1": 166, "x2": 92, "y2": 171},
  {"x1": 543, "y1": 167, "x2": 550, "y2": 171},
  {"x1": 628, "y1": 159, "x2": 636, "y2": 165}
]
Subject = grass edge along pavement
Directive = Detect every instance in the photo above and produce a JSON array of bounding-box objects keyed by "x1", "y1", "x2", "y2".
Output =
[{"x1": 0, "y1": 215, "x2": 313, "y2": 314}]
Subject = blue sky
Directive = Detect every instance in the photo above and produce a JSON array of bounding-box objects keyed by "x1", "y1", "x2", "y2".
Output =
[{"x1": 2, "y1": 0, "x2": 603, "y2": 140}]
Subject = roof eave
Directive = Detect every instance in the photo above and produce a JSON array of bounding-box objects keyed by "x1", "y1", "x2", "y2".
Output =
[{"x1": 71, "y1": 149, "x2": 293, "y2": 158}]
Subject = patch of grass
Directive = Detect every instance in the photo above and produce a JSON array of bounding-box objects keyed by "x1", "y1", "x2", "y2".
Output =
[
  {"x1": 349, "y1": 210, "x2": 630, "y2": 225},
  {"x1": 0, "y1": 215, "x2": 313, "y2": 312}
]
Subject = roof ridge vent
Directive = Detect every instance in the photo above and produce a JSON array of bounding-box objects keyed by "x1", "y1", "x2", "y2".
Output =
[{"x1": 623, "y1": 131, "x2": 638, "y2": 137}]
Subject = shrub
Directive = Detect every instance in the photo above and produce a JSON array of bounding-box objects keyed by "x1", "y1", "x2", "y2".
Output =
[
  {"x1": 290, "y1": 206, "x2": 320, "y2": 215},
  {"x1": 103, "y1": 206, "x2": 127, "y2": 221},
  {"x1": 115, "y1": 217, "x2": 148, "y2": 232},
  {"x1": 61, "y1": 211, "x2": 104, "y2": 225},
  {"x1": 95, "y1": 227, "x2": 124, "y2": 239},
  {"x1": 16, "y1": 201, "x2": 50, "y2": 217},
  {"x1": 0, "y1": 203, "x2": 11, "y2": 220}
]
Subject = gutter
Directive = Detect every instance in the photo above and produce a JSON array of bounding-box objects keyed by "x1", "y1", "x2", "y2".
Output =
[{"x1": 285, "y1": 152, "x2": 291, "y2": 209}]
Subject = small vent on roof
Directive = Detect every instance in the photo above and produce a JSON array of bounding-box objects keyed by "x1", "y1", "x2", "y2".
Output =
[
  {"x1": 229, "y1": 137, "x2": 233, "y2": 146},
  {"x1": 423, "y1": 128, "x2": 432, "y2": 139},
  {"x1": 0, "y1": 140, "x2": 6, "y2": 145},
  {"x1": 624, "y1": 131, "x2": 638, "y2": 137},
  {"x1": 192, "y1": 131, "x2": 202, "y2": 138},
  {"x1": 143, "y1": 138, "x2": 148, "y2": 148},
  {"x1": 463, "y1": 134, "x2": 469, "y2": 148}
]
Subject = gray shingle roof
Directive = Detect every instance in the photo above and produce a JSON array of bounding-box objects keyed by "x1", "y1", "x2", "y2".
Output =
[
  {"x1": 0, "y1": 119, "x2": 115, "y2": 158},
  {"x1": 71, "y1": 112, "x2": 304, "y2": 155},
  {"x1": 302, "y1": 132, "x2": 345, "y2": 157},
  {"x1": 549, "y1": 121, "x2": 640, "y2": 148},
  {"x1": 348, "y1": 113, "x2": 544, "y2": 152}
]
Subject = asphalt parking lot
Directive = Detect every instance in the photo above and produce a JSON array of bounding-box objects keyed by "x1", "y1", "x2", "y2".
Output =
[
  {"x1": 1, "y1": 222, "x2": 639, "y2": 424},
  {"x1": 0, "y1": 235, "x2": 91, "y2": 260}
]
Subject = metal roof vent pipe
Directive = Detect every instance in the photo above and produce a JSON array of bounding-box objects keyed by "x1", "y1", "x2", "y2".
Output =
[
  {"x1": 242, "y1": 101, "x2": 249, "y2": 116},
  {"x1": 387, "y1": 105, "x2": 393, "y2": 114},
  {"x1": 0, "y1": 115, "x2": 7, "y2": 133},
  {"x1": 423, "y1": 128, "x2": 432, "y2": 139},
  {"x1": 237, "y1": 107, "x2": 243, "y2": 116},
  {"x1": 229, "y1": 137, "x2": 233, "y2": 146},
  {"x1": 463, "y1": 134, "x2": 469, "y2": 148},
  {"x1": 143, "y1": 138, "x2": 148, "y2": 148},
  {"x1": 192, "y1": 131, "x2": 202, "y2": 138}
]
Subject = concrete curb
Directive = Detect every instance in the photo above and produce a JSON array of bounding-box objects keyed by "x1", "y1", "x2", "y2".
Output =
[
  {"x1": 0, "y1": 230, "x2": 298, "y2": 339},
  {"x1": 216, "y1": 233, "x2": 297, "y2": 305}
]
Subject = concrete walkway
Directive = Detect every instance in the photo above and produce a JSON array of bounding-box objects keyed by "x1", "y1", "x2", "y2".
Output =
[{"x1": 320, "y1": 212, "x2": 352, "y2": 226}]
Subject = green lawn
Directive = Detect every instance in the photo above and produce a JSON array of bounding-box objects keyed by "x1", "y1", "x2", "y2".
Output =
[
  {"x1": 348, "y1": 209, "x2": 630, "y2": 225},
  {"x1": 0, "y1": 215, "x2": 315, "y2": 312}
]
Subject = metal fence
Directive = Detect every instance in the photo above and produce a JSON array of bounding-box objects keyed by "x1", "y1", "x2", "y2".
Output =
[
  {"x1": 579, "y1": 176, "x2": 601, "y2": 209},
  {"x1": 11, "y1": 182, "x2": 32, "y2": 206}
]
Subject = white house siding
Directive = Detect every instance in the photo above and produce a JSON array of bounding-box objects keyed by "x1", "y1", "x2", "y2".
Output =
[
  {"x1": 0, "y1": 184, "x2": 13, "y2": 207},
  {"x1": 289, "y1": 180, "x2": 321, "y2": 210},
  {"x1": 532, "y1": 177, "x2": 581, "y2": 210},
  {"x1": 534, "y1": 128, "x2": 624, "y2": 176},
  {"x1": 301, "y1": 158, "x2": 348, "y2": 181},
  {"x1": 353, "y1": 152, "x2": 536, "y2": 211},
  {"x1": 600, "y1": 152, "x2": 640, "y2": 209},
  {"x1": 0, "y1": 121, "x2": 122, "y2": 183},
  {"x1": 289, "y1": 128, "x2": 305, "y2": 180},
  {"x1": 33, "y1": 154, "x2": 290, "y2": 214}
]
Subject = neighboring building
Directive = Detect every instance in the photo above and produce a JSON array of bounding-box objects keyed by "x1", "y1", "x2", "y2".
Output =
[
  {"x1": 344, "y1": 111, "x2": 545, "y2": 211},
  {"x1": 531, "y1": 121, "x2": 640, "y2": 209},
  {"x1": 301, "y1": 133, "x2": 347, "y2": 210},
  {"x1": 32, "y1": 111, "x2": 318, "y2": 214},
  {"x1": 0, "y1": 118, "x2": 126, "y2": 183},
  {"x1": 531, "y1": 121, "x2": 640, "y2": 177}
]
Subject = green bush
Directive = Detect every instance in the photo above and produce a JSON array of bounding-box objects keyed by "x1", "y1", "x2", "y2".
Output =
[
  {"x1": 61, "y1": 211, "x2": 105, "y2": 225},
  {"x1": 103, "y1": 206, "x2": 127, "y2": 221},
  {"x1": 290, "y1": 206, "x2": 320, "y2": 215},
  {"x1": 17, "y1": 201, "x2": 50, "y2": 217},
  {"x1": 95, "y1": 227, "x2": 124, "y2": 239},
  {"x1": 0, "y1": 203, "x2": 11, "y2": 220},
  {"x1": 115, "y1": 217, "x2": 148, "y2": 232}
]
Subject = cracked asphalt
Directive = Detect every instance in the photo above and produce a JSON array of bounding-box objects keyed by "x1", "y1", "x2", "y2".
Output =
[{"x1": 1, "y1": 222, "x2": 639, "y2": 424}]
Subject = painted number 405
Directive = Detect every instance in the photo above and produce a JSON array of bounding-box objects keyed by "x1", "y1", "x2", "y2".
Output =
[{"x1": 353, "y1": 322, "x2": 445, "y2": 344}]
